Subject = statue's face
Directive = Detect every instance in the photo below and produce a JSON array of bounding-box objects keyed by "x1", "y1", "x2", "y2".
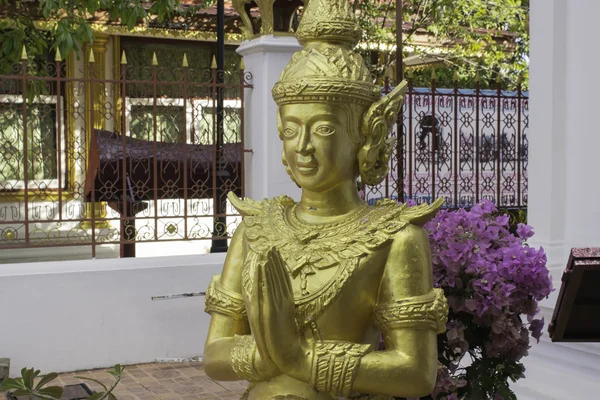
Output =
[{"x1": 279, "y1": 102, "x2": 359, "y2": 192}]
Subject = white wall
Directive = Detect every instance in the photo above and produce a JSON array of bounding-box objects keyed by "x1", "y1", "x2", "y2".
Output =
[
  {"x1": 0, "y1": 34, "x2": 303, "y2": 377},
  {"x1": 562, "y1": 1, "x2": 600, "y2": 250},
  {"x1": 0, "y1": 253, "x2": 225, "y2": 374},
  {"x1": 528, "y1": 0, "x2": 600, "y2": 286},
  {"x1": 514, "y1": 0, "x2": 600, "y2": 397}
]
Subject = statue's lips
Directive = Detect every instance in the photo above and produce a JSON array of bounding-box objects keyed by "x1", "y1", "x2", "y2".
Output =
[{"x1": 295, "y1": 162, "x2": 318, "y2": 174}]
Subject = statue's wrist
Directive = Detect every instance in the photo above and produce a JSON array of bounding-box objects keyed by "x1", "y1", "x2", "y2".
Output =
[
  {"x1": 253, "y1": 346, "x2": 279, "y2": 378},
  {"x1": 308, "y1": 340, "x2": 371, "y2": 397},
  {"x1": 277, "y1": 342, "x2": 313, "y2": 383},
  {"x1": 297, "y1": 344, "x2": 314, "y2": 383},
  {"x1": 231, "y1": 334, "x2": 273, "y2": 381}
]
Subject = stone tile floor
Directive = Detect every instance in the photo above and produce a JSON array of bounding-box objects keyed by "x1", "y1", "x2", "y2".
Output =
[{"x1": 1, "y1": 362, "x2": 247, "y2": 400}]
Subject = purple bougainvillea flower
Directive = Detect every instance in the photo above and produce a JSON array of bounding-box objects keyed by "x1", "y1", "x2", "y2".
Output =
[
  {"x1": 411, "y1": 200, "x2": 553, "y2": 399},
  {"x1": 517, "y1": 223, "x2": 535, "y2": 240}
]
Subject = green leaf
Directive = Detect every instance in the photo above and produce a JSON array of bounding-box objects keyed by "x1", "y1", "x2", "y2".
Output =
[
  {"x1": 36, "y1": 386, "x2": 64, "y2": 399},
  {"x1": 84, "y1": 24, "x2": 94, "y2": 43},
  {"x1": 0, "y1": 377, "x2": 26, "y2": 391},
  {"x1": 108, "y1": 364, "x2": 123, "y2": 376},
  {"x1": 11, "y1": 389, "x2": 32, "y2": 396},
  {"x1": 1, "y1": 34, "x2": 14, "y2": 56},
  {"x1": 35, "y1": 373, "x2": 59, "y2": 390},
  {"x1": 21, "y1": 368, "x2": 39, "y2": 390}
]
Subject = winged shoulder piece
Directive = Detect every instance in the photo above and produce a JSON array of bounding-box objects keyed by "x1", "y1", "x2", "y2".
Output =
[
  {"x1": 398, "y1": 197, "x2": 445, "y2": 226},
  {"x1": 227, "y1": 192, "x2": 264, "y2": 217}
]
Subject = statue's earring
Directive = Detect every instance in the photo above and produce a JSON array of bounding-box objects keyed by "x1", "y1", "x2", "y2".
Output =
[
  {"x1": 281, "y1": 151, "x2": 300, "y2": 187},
  {"x1": 359, "y1": 81, "x2": 407, "y2": 185}
]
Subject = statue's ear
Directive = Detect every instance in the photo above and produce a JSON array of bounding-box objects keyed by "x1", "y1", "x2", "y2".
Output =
[{"x1": 358, "y1": 81, "x2": 408, "y2": 185}]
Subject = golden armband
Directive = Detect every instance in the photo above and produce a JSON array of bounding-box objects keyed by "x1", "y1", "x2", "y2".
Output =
[
  {"x1": 204, "y1": 275, "x2": 247, "y2": 321},
  {"x1": 230, "y1": 334, "x2": 264, "y2": 382},
  {"x1": 310, "y1": 341, "x2": 372, "y2": 397},
  {"x1": 373, "y1": 288, "x2": 448, "y2": 334}
]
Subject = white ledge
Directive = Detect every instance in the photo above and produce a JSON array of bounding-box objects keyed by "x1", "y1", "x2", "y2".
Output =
[
  {"x1": 237, "y1": 35, "x2": 302, "y2": 56},
  {"x1": 0, "y1": 252, "x2": 227, "y2": 277}
]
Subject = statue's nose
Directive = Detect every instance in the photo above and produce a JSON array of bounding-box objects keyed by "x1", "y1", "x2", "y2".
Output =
[{"x1": 295, "y1": 128, "x2": 315, "y2": 155}]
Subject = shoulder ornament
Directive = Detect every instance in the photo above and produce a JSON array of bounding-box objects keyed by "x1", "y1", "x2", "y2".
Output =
[
  {"x1": 393, "y1": 197, "x2": 445, "y2": 227},
  {"x1": 228, "y1": 192, "x2": 294, "y2": 218},
  {"x1": 204, "y1": 275, "x2": 247, "y2": 321},
  {"x1": 373, "y1": 288, "x2": 448, "y2": 334}
]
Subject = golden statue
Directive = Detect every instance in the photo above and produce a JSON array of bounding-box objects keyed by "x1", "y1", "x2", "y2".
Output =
[{"x1": 203, "y1": 0, "x2": 448, "y2": 398}]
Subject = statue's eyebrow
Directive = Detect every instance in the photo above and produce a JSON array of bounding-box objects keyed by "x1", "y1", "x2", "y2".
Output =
[
  {"x1": 282, "y1": 113, "x2": 340, "y2": 126},
  {"x1": 308, "y1": 113, "x2": 340, "y2": 125},
  {"x1": 281, "y1": 115, "x2": 302, "y2": 125}
]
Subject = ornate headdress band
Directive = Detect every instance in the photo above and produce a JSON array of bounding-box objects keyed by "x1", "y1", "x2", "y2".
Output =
[{"x1": 272, "y1": 0, "x2": 380, "y2": 106}]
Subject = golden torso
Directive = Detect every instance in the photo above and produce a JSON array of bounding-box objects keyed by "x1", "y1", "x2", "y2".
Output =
[{"x1": 221, "y1": 196, "x2": 436, "y2": 400}]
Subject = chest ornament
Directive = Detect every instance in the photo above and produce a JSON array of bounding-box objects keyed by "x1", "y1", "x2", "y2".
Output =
[{"x1": 230, "y1": 194, "x2": 414, "y2": 328}]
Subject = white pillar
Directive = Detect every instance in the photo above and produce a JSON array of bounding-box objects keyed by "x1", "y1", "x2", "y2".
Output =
[
  {"x1": 529, "y1": 0, "x2": 600, "y2": 299},
  {"x1": 527, "y1": 0, "x2": 569, "y2": 298},
  {"x1": 513, "y1": 1, "x2": 600, "y2": 398},
  {"x1": 237, "y1": 35, "x2": 302, "y2": 201}
]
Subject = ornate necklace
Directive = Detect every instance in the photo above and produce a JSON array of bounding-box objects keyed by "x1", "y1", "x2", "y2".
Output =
[
  {"x1": 286, "y1": 203, "x2": 370, "y2": 295},
  {"x1": 288, "y1": 202, "x2": 370, "y2": 233}
]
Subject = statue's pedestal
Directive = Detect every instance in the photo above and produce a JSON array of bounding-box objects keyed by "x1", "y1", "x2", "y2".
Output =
[{"x1": 237, "y1": 35, "x2": 302, "y2": 201}]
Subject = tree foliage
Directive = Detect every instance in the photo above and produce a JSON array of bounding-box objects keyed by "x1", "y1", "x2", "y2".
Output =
[
  {"x1": 0, "y1": 0, "x2": 529, "y2": 88},
  {"x1": 0, "y1": 0, "x2": 210, "y2": 72},
  {"x1": 355, "y1": 0, "x2": 530, "y2": 88}
]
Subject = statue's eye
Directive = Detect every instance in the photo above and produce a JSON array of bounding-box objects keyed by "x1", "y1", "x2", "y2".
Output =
[
  {"x1": 314, "y1": 125, "x2": 335, "y2": 136},
  {"x1": 282, "y1": 127, "x2": 297, "y2": 138}
]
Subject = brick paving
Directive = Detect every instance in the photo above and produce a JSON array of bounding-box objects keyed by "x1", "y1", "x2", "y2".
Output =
[{"x1": 1, "y1": 362, "x2": 248, "y2": 400}]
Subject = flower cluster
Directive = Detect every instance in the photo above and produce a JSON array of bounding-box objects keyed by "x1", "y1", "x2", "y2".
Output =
[{"x1": 411, "y1": 199, "x2": 552, "y2": 400}]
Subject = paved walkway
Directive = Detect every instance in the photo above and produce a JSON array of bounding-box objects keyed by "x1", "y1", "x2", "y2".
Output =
[{"x1": 1, "y1": 362, "x2": 247, "y2": 400}]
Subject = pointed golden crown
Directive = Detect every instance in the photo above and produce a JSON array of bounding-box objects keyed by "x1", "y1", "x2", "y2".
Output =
[{"x1": 272, "y1": 0, "x2": 380, "y2": 106}]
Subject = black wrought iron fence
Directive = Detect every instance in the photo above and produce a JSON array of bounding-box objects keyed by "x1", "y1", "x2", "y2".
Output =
[
  {"x1": 0, "y1": 53, "x2": 251, "y2": 259},
  {"x1": 363, "y1": 76, "x2": 529, "y2": 214},
  {"x1": 0, "y1": 55, "x2": 527, "y2": 260}
]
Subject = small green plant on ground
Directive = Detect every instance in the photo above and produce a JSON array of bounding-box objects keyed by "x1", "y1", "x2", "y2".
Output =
[{"x1": 0, "y1": 364, "x2": 124, "y2": 400}]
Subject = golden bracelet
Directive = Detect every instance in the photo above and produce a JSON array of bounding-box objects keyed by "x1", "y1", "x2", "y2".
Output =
[
  {"x1": 310, "y1": 340, "x2": 372, "y2": 396},
  {"x1": 230, "y1": 334, "x2": 263, "y2": 382}
]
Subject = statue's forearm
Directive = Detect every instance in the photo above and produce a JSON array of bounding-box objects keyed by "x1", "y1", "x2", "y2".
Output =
[
  {"x1": 352, "y1": 345, "x2": 437, "y2": 397},
  {"x1": 204, "y1": 336, "x2": 239, "y2": 381},
  {"x1": 205, "y1": 334, "x2": 280, "y2": 383},
  {"x1": 287, "y1": 330, "x2": 437, "y2": 398}
]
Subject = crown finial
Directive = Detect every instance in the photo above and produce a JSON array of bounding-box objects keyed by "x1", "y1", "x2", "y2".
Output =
[
  {"x1": 296, "y1": 0, "x2": 362, "y2": 48},
  {"x1": 272, "y1": 0, "x2": 379, "y2": 106}
]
